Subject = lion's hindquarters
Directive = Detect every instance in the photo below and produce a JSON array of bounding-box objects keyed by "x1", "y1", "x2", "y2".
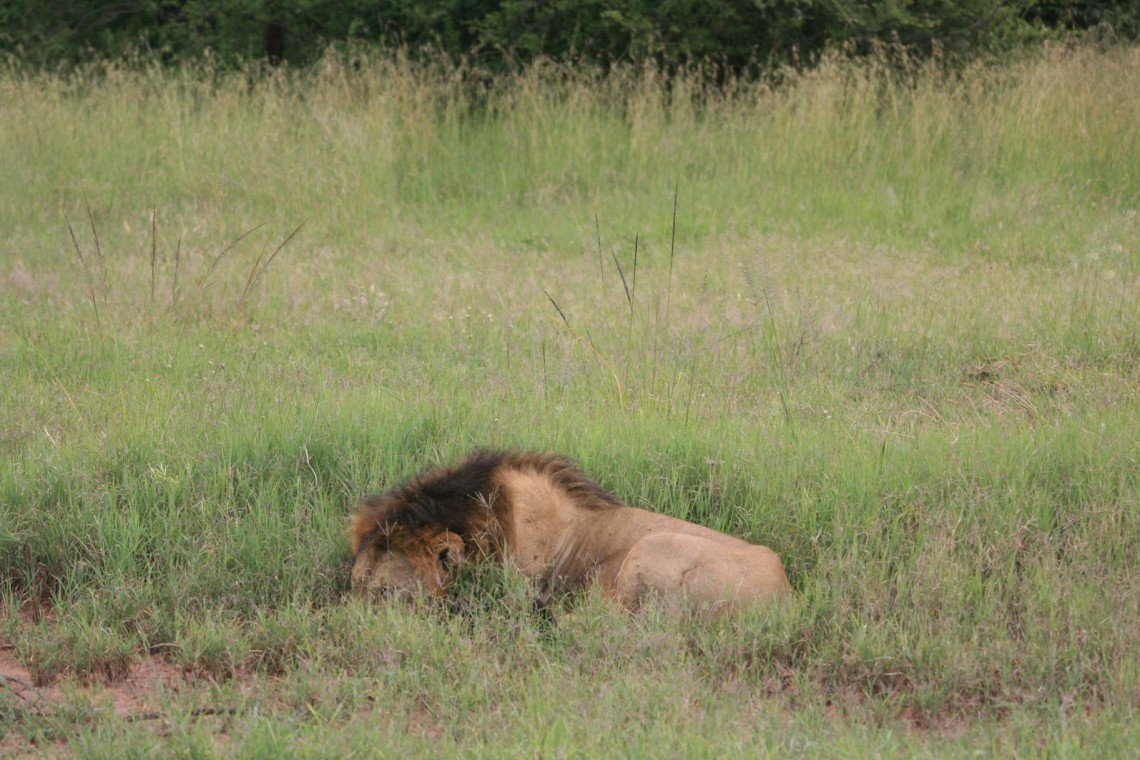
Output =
[{"x1": 613, "y1": 532, "x2": 791, "y2": 611}]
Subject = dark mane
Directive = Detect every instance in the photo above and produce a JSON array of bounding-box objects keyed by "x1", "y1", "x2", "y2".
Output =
[
  {"x1": 351, "y1": 450, "x2": 508, "y2": 554},
  {"x1": 349, "y1": 451, "x2": 625, "y2": 557}
]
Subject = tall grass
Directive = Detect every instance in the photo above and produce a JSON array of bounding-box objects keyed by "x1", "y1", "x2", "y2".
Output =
[
  {"x1": 1, "y1": 44, "x2": 1138, "y2": 755},
  {"x1": 1, "y1": 44, "x2": 1137, "y2": 257}
]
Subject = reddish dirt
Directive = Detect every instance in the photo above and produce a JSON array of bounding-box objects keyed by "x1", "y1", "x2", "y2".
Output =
[
  {"x1": 2, "y1": 638, "x2": 201, "y2": 757},
  {"x1": 0, "y1": 642, "x2": 183, "y2": 719}
]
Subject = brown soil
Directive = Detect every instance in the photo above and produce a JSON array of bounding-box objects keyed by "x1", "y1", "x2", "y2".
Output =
[
  {"x1": 1, "y1": 643, "x2": 184, "y2": 719},
  {"x1": 2, "y1": 636, "x2": 196, "y2": 758}
]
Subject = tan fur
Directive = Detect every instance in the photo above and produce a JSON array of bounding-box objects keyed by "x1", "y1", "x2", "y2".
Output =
[{"x1": 350, "y1": 452, "x2": 791, "y2": 611}]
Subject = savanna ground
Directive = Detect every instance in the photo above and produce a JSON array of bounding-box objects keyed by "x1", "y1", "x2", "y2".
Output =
[{"x1": 1, "y1": 43, "x2": 1138, "y2": 757}]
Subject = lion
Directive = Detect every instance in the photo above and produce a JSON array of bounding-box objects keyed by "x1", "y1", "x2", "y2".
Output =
[{"x1": 349, "y1": 451, "x2": 791, "y2": 612}]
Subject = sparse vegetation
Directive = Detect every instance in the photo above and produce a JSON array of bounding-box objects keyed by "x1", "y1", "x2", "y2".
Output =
[{"x1": 1, "y1": 44, "x2": 1138, "y2": 756}]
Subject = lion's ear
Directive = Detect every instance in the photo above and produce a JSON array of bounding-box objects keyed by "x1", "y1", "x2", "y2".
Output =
[
  {"x1": 437, "y1": 532, "x2": 465, "y2": 570},
  {"x1": 349, "y1": 494, "x2": 396, "y2": 554}
]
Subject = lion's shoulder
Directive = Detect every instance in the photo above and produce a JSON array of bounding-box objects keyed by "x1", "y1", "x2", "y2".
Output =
[{"x1": 495, "y1": 452, "x2": 624, "y2": 511}]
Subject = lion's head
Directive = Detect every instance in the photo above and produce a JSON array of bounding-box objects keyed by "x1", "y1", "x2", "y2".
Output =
[
  {"x1": 350, "y1": 518, "x2": 465, "y2": 599},
  {"x1": 348, "y1": 453, "x2": 511, "y2": 600}
]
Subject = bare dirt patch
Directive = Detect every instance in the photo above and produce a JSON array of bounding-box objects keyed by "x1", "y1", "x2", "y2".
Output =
[
  {"x1": 2, "y1": 639, "x2": 241, "y2": 756},
  {"x1": 1, "y1": 644, "x2": 183, "y2": 720}
]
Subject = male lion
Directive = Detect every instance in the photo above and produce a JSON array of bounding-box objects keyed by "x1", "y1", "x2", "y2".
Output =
[{"x1": 349, "y1": 451, "x2": 791, "y2": 612}]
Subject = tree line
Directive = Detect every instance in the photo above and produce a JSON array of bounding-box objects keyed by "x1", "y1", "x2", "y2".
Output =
[{"x1": 1, "y1": 0, "x2": 1137, "y2": 70}]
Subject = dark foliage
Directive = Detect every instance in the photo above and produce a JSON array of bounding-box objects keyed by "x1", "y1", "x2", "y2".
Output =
[{"x1": 1, "y1": 0, "x2": 1137, "y2": 71}]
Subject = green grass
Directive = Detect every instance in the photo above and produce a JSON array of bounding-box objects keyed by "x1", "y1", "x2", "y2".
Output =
[{"x1": 1, "y1": 44, "x2": 1138, "y2": 756}]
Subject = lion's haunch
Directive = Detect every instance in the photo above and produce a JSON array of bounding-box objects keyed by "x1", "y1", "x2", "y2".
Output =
[{"x1": 349, "y1": 451, "x2": 791, "y2": 611}]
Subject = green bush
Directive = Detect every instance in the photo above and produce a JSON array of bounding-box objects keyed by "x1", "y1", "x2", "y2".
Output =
[{"x1": 2, "y1": 0, "x2": 1138, "y2": 71}]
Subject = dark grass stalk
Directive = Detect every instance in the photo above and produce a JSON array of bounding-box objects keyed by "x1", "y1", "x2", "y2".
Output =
[
  {"x1": 170, "y1": 237, "x2": 183, "y2": 313},
  {"x1": 611, "y1": 241, "x2": 634, "y2": 402},
  {"x1": 624, "y1": 233, "x2": 639, "y2": 403},
  {"x1": 665, "y1": 184, "x2": 678, "y2": 333},
  {"x1": 631, "y1": 232, "x2": 639, "y2": 305},
  {"x1": 591, "y1": 205, "x2": 623, "y2": 345},
  {"x1": 682, "y1": 275, "x2": 714, "y2": 427},
  {"x1": 542, "y1": 288, "x2": 570, "y2": 327},
  {"x1": 594, "y1": 204, "x2": 604, "y2": 284},
  {"x1": 52, "y1": 376, "x2": 95, "y2": 445},
  {"x1": 652, "y1": 186, "x2": 680, "y2": 397},
  {"x1": 149, "y1": 207, "x2": 157, "y2": 312},
  {"x1": 745, "y1": 257, "x2": 796, "y2": 436},
  {"x1": 235, "y1": 223, "x2": 304, "y2": 312},
  {"x1": 664, "y1": 186, "x2": 681, "y2": 404},
  {"x1": 167, "y1": 232, "x2": 192, "y2": 393},
  {"x1": 543, "y1": 287, "x2": 624, "y2": 405},
  {"x1": 198, "y1": 222, "x2": 267, "y2": 296},
  {"x1": 683, "y1": 351, "x2": 700, "y2": 427},
  {"x1": 66, "y1": 216, "x2": 103, "y2": 342},
  {"x1": 82, "y1": 193, "x2": 108, "y2": 311},
  {"x1": 610, "y1": 247, "x2": 633, "y2": 314}
]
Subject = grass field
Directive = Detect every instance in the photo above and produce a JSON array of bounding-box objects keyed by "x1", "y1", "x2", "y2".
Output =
[{"x1": 1, "y1": 43, "x2": 1138, "y2": 756}]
